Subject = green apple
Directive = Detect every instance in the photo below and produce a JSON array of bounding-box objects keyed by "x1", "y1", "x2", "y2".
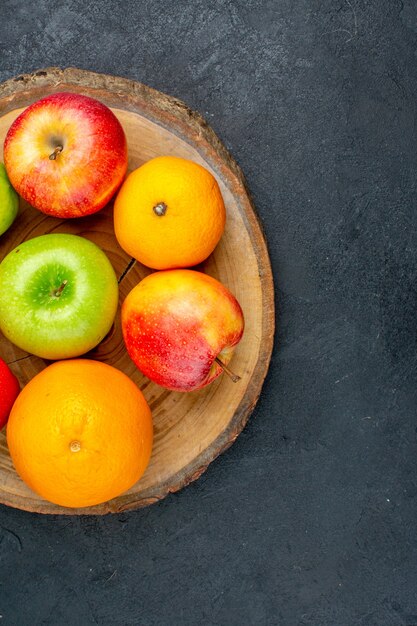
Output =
[
  {"x1": 0, "y1": 163, "x2": 18, "y2": 236},
  {"x1": 0, "y1": 234, "x2": 119, "y2": 359}
]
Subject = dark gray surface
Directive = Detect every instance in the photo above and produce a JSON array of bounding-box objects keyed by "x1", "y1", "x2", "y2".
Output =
[{"x1": 1, "y1": 1, "x2": 417, "y2": 624}]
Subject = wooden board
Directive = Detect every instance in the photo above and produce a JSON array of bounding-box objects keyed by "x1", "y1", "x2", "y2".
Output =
[{"x1": 0, "y1": 68, "x2": 275, "y2": 515}]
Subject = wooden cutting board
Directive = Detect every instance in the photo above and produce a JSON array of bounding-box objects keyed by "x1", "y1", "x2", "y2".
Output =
[{"x1": 0, "y1": 68, "x2": 274, "y2": 514}]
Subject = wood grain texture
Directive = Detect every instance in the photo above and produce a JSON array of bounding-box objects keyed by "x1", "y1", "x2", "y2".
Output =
[{"x1": 0, "y1": 68, "x2": 274, "y2": 515}]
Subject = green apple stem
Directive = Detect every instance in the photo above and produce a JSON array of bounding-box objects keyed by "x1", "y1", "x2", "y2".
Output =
[
  {"x1": 49, "y1": 145, "x2": 63, "y2": 160},
  {"x1": 215, "y1": 357, "x2": 241, "y2": 383},
  {"x1": 53, "y1": 280, "x2": 68, "y2": 297}
]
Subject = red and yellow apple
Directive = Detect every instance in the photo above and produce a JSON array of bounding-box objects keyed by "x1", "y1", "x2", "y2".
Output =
[
  {"x1": 3, "y1": 92, "x2": 127, "y2": 218},
  {"x1": 122, "y1": 269, "x2": 244, "y2": 392}
]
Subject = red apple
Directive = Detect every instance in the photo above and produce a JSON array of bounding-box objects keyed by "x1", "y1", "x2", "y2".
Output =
[
  {"x1": 0, "y1": 358, "x2": 20, "y2": 429},
  {"x1": 3, "y1": 92, "x2": 127, "y2": 218},
  {"x1": 122, "y1": 269, "x2": 244, "y2": 392}
]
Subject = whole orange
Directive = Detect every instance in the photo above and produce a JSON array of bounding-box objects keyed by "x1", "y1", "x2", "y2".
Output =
[
  {"x1": 114, "y1": 156, "x2": 226, "y2": 269},
  {"x1": 7, "y1": 359, "x2": 153, "y2": 508}
]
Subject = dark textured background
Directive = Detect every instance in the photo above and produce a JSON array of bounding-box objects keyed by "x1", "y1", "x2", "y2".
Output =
[{"x1": 1, "y1": 1, "x2": 417, "y2": 624}]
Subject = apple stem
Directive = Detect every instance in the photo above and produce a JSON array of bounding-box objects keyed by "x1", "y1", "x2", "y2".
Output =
[
  {"x1": 53, "y1": 280, "x2": 68, "y2": 297},
  {"x1": 49, "y1": 145, "x2": 63, "y2": 160},
  {"x1": 215, "y1": 357, "x2": 241, "y2": 383},
  {"x1": 153, "y1": 202, "x2": 167, "y2": 216}
]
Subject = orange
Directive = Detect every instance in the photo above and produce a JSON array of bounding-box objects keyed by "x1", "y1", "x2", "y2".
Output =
[
  {"x1": 114, "y1": 155, "x2": 226, "y2": 269},
  {"x1": 7, "y1": 359, "x2": 153, "y2": 508}
]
